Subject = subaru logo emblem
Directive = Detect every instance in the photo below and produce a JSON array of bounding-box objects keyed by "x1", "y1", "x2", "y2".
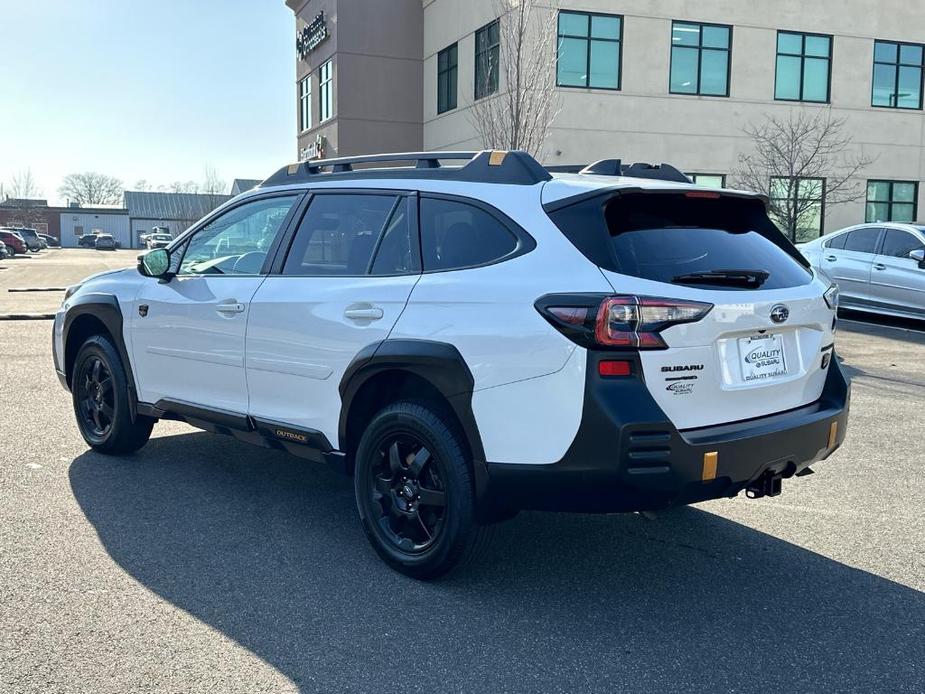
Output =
[{"x1": 770, "y1": 304, "x2": 789, "y2": 324}]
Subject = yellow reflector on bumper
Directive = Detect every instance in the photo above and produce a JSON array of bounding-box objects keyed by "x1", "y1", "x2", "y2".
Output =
[
  {"x1": 828, "y1": 421, "x2": 838, "y2": 448},
  {"x1": 702, "y1": 452, "x2": 718, "y2": 482}
]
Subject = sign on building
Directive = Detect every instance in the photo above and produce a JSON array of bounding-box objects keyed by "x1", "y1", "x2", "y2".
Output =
[{"x1": 297, "y1": 11, "x2": 329, "y2": 60}]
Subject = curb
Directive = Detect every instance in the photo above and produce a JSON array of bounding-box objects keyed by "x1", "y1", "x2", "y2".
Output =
[
  {"x1": 8, "y1": 287, "x2": 66, "y2": 292},
  {"x1": 0, "y1": 313, "x2": 56, "y2": 321}
]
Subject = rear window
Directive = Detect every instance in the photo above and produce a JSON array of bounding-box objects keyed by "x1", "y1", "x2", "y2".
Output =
[{"x1": 548, "y1": 191, "x2": 812, "y2": 290}]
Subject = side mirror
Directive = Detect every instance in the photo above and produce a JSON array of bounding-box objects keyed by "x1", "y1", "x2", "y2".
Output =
[
  {"x1": 138, "y1": 248, "x2": 171, "y2": 278},
  {"x1": 910, "y1": 248, "x2": 925, "y2": 268}
]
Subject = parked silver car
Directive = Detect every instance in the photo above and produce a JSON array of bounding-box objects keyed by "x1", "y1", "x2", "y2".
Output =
[
  {"x1": 799, "y1": 222, "x2": 925, "y2": 320},
  {"x1": 145, "y1": 233, "x2": 173, "y2": 249}
]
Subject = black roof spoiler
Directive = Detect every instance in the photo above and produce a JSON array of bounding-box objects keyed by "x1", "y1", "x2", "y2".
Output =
[{"x1": 259, "y1": 150, "x2": 553, "y2": 188}]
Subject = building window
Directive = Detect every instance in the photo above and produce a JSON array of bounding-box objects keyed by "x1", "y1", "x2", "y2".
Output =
[
  {"x1": 688, "y1": 173, "x2": 726, "y2": 188},
  {"x1": 866, "y1": 180, "x2": 918, "y2": 222},
  {"x1": 437, "y1": 43, "x2": 458, "y2": 114},
  {"x1": 475, "y1": 20, "x2": 500, "y2": 99},
  {"x1": 670, "y1": 22, "x2": 731, "y2": 96},
  {"x1": 299, "y1": 75, "x2": 312, "y2": 131},
  {"x1": 770, "y1": 176, "x2": 825, "y2": 241},
  {"x1": 775, "y1": 31, "x2": 832, "y2": 102},
  {"x1": 872, "y1": 40, "x2": 924, "y2": 109},
  {"x1": 557, "y1": 11, "x2": 622, "y2": 90},
  {"x1": 318, "y1": 60, "x2": 333, "y2": 123}
]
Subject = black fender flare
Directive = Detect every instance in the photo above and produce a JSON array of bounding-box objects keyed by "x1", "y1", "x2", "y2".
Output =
[
  {"x1": 338, "y1": 339, "x2": 489, "y2": 501},
  {"x1": 62, "y1": 293, "x2": 139, "y2": 419}
]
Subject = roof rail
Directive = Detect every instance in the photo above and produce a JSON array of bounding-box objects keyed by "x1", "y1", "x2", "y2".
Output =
[
  {"x1": 578, "y1": 159, "x2": 692, "y2": 184},
  {"x1": 260, "y1": 150, "x2": 552, "y2": 188}
]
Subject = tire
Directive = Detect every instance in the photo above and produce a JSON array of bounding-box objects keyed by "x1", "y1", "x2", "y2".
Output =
[
  {"x1": 354, "y1": 401, "x2": 493, "y2": 580},
  {"x1": 71, "y1": 334, "x2": 154, "y2": 454}
]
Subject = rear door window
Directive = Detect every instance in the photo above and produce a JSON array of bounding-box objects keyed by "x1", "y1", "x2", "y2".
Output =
[
  {"x1": 282, "y1": 193, "x2": 418, "y2": 276},
  {"x1": 548, "y1": 192, "x2": 812, "y2": 290},
  {"x1": 420, "y1": 197, "x2": 520, "y2": 271},
  {"x1": 880, "y1": 229, "x2": 924, "y2": 258},
  {"x1": 842, "y1": 227, "x2": 882, "y2": 255}
]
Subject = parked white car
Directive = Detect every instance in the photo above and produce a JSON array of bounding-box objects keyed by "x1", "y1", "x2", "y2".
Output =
[
  {"x1": 798, "y1": 222, "x2": 925, "y2": 321},
  {"x1": 53, "y1": 150, "x2": 849, "y2": 578}
]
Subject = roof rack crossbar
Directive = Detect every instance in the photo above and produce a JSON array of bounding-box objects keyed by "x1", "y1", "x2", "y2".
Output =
[{"x1": 260, "y1": 150, "x2": 552, "y2": 188}]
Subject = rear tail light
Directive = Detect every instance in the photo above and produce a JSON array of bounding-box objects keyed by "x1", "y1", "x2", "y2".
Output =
[
  {"x1": 536, "y1": 294, "x2": 713, "y2": 350},
  {"x1": 824, "y1": 284, "x2": 839, "y2": 310}
]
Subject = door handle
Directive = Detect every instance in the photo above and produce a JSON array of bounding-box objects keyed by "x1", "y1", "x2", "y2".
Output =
[
  {"x1": 873, "y1": 263, "x2": 886, "y2": 271},
  {"x1": 216, "y1": 302, "x2": 245, "y2": 314},
  {"x1": 824, "y1": 255, "x2": 837, "y2": 262},
  {"x1": 344, "y1": 307, "x2": 384, "y2": 321}
]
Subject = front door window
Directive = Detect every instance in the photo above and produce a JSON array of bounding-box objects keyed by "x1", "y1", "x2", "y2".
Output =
[{"x1": 179, "y1": 196, "x2": 299, "y2": 276}]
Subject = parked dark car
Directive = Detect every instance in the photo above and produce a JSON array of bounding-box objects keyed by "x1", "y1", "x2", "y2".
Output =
[
  {"x1": 39, "y1": 233, "x2": 59, "y2": 247},
  {"x1": 5, "y1": 227, "x2": 43, "y2": 252},
  {"x1": 0, "y1": 230, "x2": 27, "y2": 255},
  {"x1": 77, "y1": 234, "x2": 98, "y2": 248},
  {"x1": 94, "y1": 234, "x2": 117, "y2": 250}
]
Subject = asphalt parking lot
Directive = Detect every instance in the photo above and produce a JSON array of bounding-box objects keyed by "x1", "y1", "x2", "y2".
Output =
[
  {"x1": 1, "y1": 251, "x2": 923, "y2": 692},
  {"x1": 0, "y1": 248, "x2": 138, "y2": 317}
]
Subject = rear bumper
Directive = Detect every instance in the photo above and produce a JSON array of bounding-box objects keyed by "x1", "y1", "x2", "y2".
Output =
[{"x1": 484, "y1": 353, "x2": 850, "y2": 513}]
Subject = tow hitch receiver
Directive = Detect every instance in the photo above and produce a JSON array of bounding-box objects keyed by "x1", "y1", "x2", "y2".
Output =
[{"x1": 746, "y1": 470, "x2": 783, "y2": 499}]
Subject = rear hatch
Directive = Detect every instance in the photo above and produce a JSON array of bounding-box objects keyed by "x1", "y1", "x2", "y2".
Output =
[{"x1": 546, "y1": 188, "x2": 836, "y2": 430}]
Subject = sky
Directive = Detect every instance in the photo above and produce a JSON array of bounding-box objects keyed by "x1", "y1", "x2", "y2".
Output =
[{"x1": 0, "y1": 0, "x2": 296, "y2": 205}]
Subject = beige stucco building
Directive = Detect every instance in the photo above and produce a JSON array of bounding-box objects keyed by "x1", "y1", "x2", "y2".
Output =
[{"x1": 286, "y1": 0, "x2": 925, "y2": 238}]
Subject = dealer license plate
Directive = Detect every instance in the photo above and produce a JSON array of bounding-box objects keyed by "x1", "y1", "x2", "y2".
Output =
[{"x1": 738, "y1": 333, "x2": 787, "y2": 382}]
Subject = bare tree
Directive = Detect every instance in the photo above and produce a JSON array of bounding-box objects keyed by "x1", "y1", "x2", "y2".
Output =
[
  {"x1": 133, "y1": 179, "x2": 151, "y2": 191},
  {"x1": 58, "y1": 172, "x2": 123, "y2": 206},
  {"x1": 7, "y1": 168, "x2": 42, "y2": 200},
  {"x1": 201, "y1": 165, "x2": 226, "y2": 210},
  {"x1": 170, "y1": 180, "x2": 199, "y2": 194},
  {"x1": 734, "y1": 108, "x2": 874, "y2": 241},
  {"x1": 468, "y1": 0, "x2": 560, "y2": 158}
]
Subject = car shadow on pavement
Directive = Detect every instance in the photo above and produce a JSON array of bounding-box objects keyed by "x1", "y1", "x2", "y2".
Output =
[{"x1": 69, "y1": 431, "x2": 924, "y2": 693}]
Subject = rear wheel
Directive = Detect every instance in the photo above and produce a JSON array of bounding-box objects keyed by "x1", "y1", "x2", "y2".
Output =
[
  {"x1": 72, "y1": 335, "x2": 154, "y2": 454},
  {"x1": 354, "y1": 401, "x2": 492, "y2": 580}
]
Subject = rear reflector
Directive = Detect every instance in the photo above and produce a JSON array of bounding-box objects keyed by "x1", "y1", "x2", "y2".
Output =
[
  {"x1": 702, "y1": 451, "x2": 718, "y2": 481},
  {"x1": 685, "y1": 191, "x2": 721, "y2": 199},
  {"x1": 598, "y1": 360, "x2": 631, "y2": 377}
]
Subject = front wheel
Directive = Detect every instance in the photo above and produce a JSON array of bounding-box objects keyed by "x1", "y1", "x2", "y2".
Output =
[
  {"x1": 72, "y1": 335, "x2": 154, "y2": 454},
  {"x1": 354, "y1": 401, "x2": 492, "y2": 580}
]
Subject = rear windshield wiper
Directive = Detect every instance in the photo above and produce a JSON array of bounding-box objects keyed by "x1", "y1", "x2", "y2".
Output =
[{"x1": 671, "y1": 269, "x2": 770, "y2": 288}]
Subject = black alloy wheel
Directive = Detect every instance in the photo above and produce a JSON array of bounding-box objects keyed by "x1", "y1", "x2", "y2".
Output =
[
  {"x1": 354, "y1": 401, "x2": 494, "y2": 580},
  {"x1": 71, "y1": 335, "x2": 154, "y2": 454},
  {"x1": 76, "y1": 355, "x2": 114, "y2": 440},
  {"x1": 368, "y1": 432, "x2": 447, "y2": 553}
]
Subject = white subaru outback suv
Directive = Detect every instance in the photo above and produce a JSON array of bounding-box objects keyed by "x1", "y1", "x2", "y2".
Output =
[{"x1": 53, "y1": 151, "x2": 849, "y2": 579}]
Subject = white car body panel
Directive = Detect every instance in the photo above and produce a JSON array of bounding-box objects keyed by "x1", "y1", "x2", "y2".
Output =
[
  {"x1": 472, "y1": 346, "x2": 586, "y2": 464},
  {"x1": 245, "y1": 275, "x2": 419, "y2": 445},
  {"x1": 130, "y1": 275, "x2": 267, "y2": 412},
  {"x1": 600, "y1": 269, "x2": 835, "y2": 431}
]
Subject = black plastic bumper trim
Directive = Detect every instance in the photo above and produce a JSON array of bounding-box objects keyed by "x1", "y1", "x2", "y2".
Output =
[{"x1": 484, "y1": 352, "x2": 850, "y2": 514}]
